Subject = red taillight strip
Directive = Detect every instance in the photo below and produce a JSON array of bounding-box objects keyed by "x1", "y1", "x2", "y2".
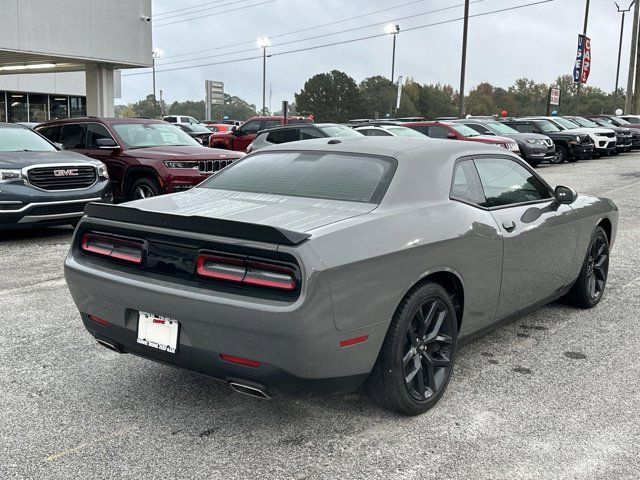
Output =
[
  {"x1": 88, "y1": 314, "x2": 110, "y2": 326},
  {"x1": 339, "y1": 335, "x2": 369, "y2": 348},
  {"x1": 220, "y1": 354, "x2": 261, "y2": 368},
  {"x1": 196, "y1": 254, "x2": 297, "y2": 291},
  {"x1": 81, "y1": 232, "x2": 144, "y2": 264}
]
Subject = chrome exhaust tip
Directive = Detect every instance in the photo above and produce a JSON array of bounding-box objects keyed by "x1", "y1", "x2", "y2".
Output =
[
  {"x1": 229, "y1": 382, "x2": 270, "y2": 400},
  {"x1": 96, "y1": 339, "x2": 122, "y2": 354}
]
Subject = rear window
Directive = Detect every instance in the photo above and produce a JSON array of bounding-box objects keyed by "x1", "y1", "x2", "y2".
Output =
[{"x1": 201, "y1": 151, "x2": 396, "y2": 203}]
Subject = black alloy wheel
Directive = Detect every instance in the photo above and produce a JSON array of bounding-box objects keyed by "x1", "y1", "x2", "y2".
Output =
[
  {"x1": 566, "y1": 226, "x2": 610, "y2": 308},
  {"x1": 553, "y1": 146, "x2": 566, "y2": 163},
  {"x1": 365, "y1": 282, "x2": 458, "y2": 415},
  {"x1": 402, "y1": 298, "x2": 454, "y2": 401}
]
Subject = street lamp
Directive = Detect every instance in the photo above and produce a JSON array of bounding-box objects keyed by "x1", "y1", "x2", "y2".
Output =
[
  {"x1": 385, "y1": 24, "x2": 400, "y2": 84},
  {"x1": 256, "y1": 37, "x2": 270, "y2": 115},
  {"x1": 152, "y1": 48, "x2": 163, "y2": 115},
  {"x1": 614, "y1": 1, "x2": 636, "y2": 110}
]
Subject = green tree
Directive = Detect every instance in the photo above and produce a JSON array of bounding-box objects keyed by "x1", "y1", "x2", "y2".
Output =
[
  {"x1": 359, "y1": 76, "x2": 396, "y2": 118},
  {"x1": 417, "y1": 84, "x2": 457, "y2": 119},
  {"x1": 466, "y1": 82, "x2": 497, "y2": 116},
  {"x1": 168, "y1": 100, "x2": 206, "y2": 120},
  {"x1": 508, "y1": 78, "x2": 548, "y2": 116},
  {"x1": 295, "y1": 70, "x2": 362, "y2": 122},
  {"x1": 397, "y1": 79, "x2": 422, "y2": 117},
  {"x1": 130, "y1": 94, "x2": 165, "y2": 119},
  {"x1": 210, "y1": 94, "x2": 258, "y2": 122},
  {"x1": 114, "y1": 104, "x2": 136, "y2": 118}
]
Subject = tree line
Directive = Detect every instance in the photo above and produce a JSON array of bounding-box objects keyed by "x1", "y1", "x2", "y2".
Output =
[{"x1": 116, "y1": 71, "x2": 625, "y2": 123}]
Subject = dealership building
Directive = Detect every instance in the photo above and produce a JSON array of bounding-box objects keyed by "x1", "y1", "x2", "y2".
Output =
[{"x1": 0, "y1": 0, "x2": 152, "y2": 123}]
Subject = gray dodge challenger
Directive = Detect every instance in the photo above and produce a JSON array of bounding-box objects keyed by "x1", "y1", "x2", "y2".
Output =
[{"x1": 64, "y1": 137, "x2": 617, "y2": 415}]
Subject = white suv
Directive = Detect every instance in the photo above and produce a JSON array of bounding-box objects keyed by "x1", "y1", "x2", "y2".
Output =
[
  {"x1": 162, "y1": 115, "x2": 201, "y2": 125},
  {"x1": 525, "y1": 116, "x2": 616, "y2": 156}
]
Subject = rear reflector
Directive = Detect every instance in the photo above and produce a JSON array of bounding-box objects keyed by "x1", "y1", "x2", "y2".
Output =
[
  {"x1": 339, "y1": 335, "x2": 369, "y2": 348},
  {"x1": 196, "y1": 254, "x2": 297, "y2": 291},
  {"x1": 220, "y1": 354, "x2": 261, "y2": 368},
  {"x1": 88, "y1": 314, "x2": 110, "y2": 326},
  {"x1": 81, "y1": 232, "x2": 144, "y2": 264}
]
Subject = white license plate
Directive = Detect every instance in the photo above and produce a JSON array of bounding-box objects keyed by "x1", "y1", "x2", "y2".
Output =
[{"x1": 136, "y1": 312, "x2": 179, "y2": 354}]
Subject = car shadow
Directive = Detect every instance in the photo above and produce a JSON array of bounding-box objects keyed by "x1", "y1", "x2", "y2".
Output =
[{"x1": 1, "y1": 226, "x2": 74, "y2": 243}]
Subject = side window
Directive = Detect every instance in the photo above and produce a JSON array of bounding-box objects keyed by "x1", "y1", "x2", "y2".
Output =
[
  {"x1": 262, "y1": 120, "x2": 281, "y2": 130},
  {"x1": 164, "y1": 116, "x2": 177, "y2": 123},
  {"x1": 60, "y1": 123, "x2": 86, "y2": 149},
  {"x1": 474, "y1": 157, "x2": 551, "y2": 208},
  {"x1": 467, "y1": 123, "x2": 490, "y2": 134},
  {"x1": 85, "y1": 123, "x2": 115, "y2": 149},
  {"x1": 427, "y1": 126, "x2": 449, "y2": 139},
  {"x1": 239, "y1": 120, "x2": 261, "y2": 135},
  {"x1": 274, "y1": 128, "x2": 300, "y2": 143},
  {"x1": 511, "y1": 123, "x2": 535, "y2": 134},
  {"x1": 300, "y1": 128, "x2": 324, "y2": 140},
  {"x1": 36, "y1": 125, "x2": 61, "y2": 143},
  {"x1": 408, "y1": 125, "x2": 429, "y2": 135},
  {"x1": 450, "y1": 160, "x2": 485, "y2": 205}
]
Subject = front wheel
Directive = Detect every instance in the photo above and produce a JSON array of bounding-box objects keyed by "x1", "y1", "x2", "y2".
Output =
[
  {"x1": 553, "y1": 146, "x2": 567, "y2": 164},
  {"x1": 565, "y1": 226, "x2": 610, "y2": 308},
  {"x1": 129, "y1": 177, "x2": 162, "y2": 201},
  {"x1": 365, "y1": 282, "x2": 458, "y2": 415}
]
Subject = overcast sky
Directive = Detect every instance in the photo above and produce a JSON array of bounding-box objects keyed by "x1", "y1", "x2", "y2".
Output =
[{"x1": 120, "y1": 0, "x2": 633, "y2": 110}]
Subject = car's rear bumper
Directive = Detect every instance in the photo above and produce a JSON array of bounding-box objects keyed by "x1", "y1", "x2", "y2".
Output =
[{"x1": 64, "y1": 252, "x2": 385, "y2": 397}]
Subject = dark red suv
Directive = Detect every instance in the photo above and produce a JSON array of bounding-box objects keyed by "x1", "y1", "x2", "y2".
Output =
[
  {"x1": 209, "y1": 115, "x2": 313, "y2": 152},
  {"x1": 36, "y1": 117, "x2": 243, "y2": 202}
]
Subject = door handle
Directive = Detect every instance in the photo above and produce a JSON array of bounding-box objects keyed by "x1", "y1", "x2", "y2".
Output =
[{"x1": 502, "y1": 220, "x2": 516, "y2": 232}]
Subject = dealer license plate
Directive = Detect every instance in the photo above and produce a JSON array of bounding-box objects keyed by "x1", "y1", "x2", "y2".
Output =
[{"x1": 136, "y1": 312, "x2": 179, "y2": 354}]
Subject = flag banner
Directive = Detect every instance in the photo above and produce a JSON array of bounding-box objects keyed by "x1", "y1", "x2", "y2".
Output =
[{"x1": 573, "y1": 35, "x2": 591, "y2": 84}]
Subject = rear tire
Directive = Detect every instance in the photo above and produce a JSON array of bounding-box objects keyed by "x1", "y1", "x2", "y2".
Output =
[
  {"x1": 129, "y1": 177, "x2": 162, "y2": 201},
  {"x1": 565, "y1": 226, "x2": 610, "y2": 308},
  {"x1": 365, "y1": 282, "x2": 458, "y2": 415}
]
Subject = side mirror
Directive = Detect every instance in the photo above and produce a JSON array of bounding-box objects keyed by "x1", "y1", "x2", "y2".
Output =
[
  {"x1": 195, "y1": 137, "x2": 203, "y2": 145},
  {"x1": 447, "y1": 132, "x2": 457, "y2": 139},
  {"x1": 554, "y1": 185, "x2": 577, "y2": 204},
  {"x1": 54, "y1": 142, "x2": 64, "y2": 150},
  {"x1": 96, "y1": 138, "x2": 119, "y2": 149}
]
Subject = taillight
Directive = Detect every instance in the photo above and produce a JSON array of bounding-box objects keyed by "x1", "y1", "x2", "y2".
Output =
[
  {"x1": 196, "y1": 253, "x2": 297, "y2": 291},
  {"x1": 81, "y1": 232, "x2": 144, "y2": 264}
]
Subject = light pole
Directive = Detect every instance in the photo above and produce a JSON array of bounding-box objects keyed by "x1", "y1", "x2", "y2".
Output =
[
  {"x1": 152, "y1": 48, "x2": 163, "y2": 116},
  {"x1": 458, "y1": 0, "x2": 470, "y2": 118},
  {"x1": 615, "y1": 2, "x2": 636, "y2": 110},
  {"x1": 256, "y1": 37, "x2": 270, "y2": 115},
  {"x1": 385, "y1": 24, "x2": 400, "y2": 116}
]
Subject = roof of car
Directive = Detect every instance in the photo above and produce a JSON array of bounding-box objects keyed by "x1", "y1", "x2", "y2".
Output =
[
  {"x1": 0, "y1": 122, "x2": 28, "y2": 129},
  {"x1": 38, "y1": 117, "x2": 166, "y2": 126}
]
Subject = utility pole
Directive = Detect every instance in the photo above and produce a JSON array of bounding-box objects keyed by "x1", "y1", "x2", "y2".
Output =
[
  {"x1": 625, "y1": 0, "x2": 639, "y2": 112},
  {"x1": 575, "y1": 0, "x2": 590, "y2": 115},
  {"x1": 615, "y1": 2, "x2": 635, "y2": 110},
  {"x1": 458, "y1": 0, "x2": 470, "y2": 118}
]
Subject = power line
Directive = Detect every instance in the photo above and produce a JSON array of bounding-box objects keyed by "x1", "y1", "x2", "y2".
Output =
[
  {"x1": 155, "y1": 0, "x2": 277, "y2": 27},
  {"x1": 156, "y1": 1, "x2": 489, "y2": 68},
  {"x1": 154, "y1": 0, "x2": 253, "y2": 20},
  {"x1": 124, "y1": 0, "x2": 555, "y2": 77},
  {"x1": 154, "y1": 0, "x2": 225, "y2": 17},
  {"x1": 160, "y1": 0, "x2": 430, "y2": 59}
]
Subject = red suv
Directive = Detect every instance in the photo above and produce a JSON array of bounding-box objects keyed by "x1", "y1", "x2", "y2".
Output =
[
  {"x1": 209, "y1": 115, "x2": 312, "y2": 152},
  {"x1": 36, "y1": 117, "x2": 244, "y2": 202},
  {"x1": 402, "y1": 121, "x2": 520, "y2": 153}
]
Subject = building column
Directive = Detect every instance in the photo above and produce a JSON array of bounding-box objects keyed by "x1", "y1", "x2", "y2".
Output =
[{"x1": 85, "y1": 63, "x2": 114, "y2": 117}]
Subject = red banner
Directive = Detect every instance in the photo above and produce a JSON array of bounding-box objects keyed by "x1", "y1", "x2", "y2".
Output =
[{"x1": 581, "y1": 36, "x2": 591, "y2": 84}]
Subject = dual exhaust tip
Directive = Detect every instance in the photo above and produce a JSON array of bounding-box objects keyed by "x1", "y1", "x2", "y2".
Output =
[{"x1": 95, "y1": 340, "x2": 270, "y2": 400}]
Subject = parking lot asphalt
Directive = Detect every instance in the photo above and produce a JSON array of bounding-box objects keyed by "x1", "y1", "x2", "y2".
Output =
[{"x1": 1, "y1": 154, "x2": 639, "y2": 480}]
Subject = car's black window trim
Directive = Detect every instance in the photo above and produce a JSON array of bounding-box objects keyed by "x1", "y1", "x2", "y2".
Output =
[{"x1": 84, "y1": 122, "x2": 118, "y2": 149}]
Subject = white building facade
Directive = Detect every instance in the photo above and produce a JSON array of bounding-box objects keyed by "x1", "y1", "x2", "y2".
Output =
[{"x1": 0, "y1": 0, "x2": 152, "y2": 122}]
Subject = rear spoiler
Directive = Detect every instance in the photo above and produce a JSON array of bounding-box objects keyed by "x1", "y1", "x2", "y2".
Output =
[{"x1": 84, "y1": 203, "x2": 311, "y2": 246}]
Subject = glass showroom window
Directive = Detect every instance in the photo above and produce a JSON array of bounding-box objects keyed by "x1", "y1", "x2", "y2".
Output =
[
  {"x1": 50, "y1": 96, "x2": 69, "y2": 120},
  {"x1": 0, "y1": 92, "x2": 6, "y2": 122},
  {"x1": 28, "y1": 93, "x2": 48, "y2": 123},
  {"x1": 7, "y1": 92, "x2": 27, "y2": 123},
  {"x1": 70, "y1": 96, "x2": 86, "y2": 117}
]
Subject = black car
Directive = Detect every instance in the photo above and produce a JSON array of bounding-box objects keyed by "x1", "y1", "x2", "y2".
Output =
[
  {"x1": 246, "y1": 123, "x2": 363, "y2": 153},
  {"x1": 0, "y1": 123, "x2": 111, "y2": 229},
  {"x1": 174, "y1": 123, "x2": 213, "y2": 146},
  {"x1": 567, "y1": 116, "x2": 633, "y2": 153},
  {"x1": 452, "y1": 119, "x2": 556, "y2": 167},
  {"x1": 499, "y1": 118, "x2": 594, "y2": 163}
]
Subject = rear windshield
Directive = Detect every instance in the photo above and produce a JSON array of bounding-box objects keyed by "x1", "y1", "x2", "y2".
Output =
[{"x1": 201, "y1": 151, "x2": 396, "y2": 203}]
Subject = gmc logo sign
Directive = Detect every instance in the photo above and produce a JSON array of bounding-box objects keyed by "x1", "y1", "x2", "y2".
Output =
[{"x1": 53, "y1": 169, "x2": 79, "y2": 177}]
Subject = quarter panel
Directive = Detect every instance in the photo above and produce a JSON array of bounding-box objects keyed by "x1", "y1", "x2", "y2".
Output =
[{"x1": 308, "y1": 202, "x2": 503, "y2": 337}]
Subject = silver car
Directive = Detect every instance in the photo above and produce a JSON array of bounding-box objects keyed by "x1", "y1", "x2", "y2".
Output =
[{"x1": 64, "y1": 137, "x2": 617, "y2": 415}]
